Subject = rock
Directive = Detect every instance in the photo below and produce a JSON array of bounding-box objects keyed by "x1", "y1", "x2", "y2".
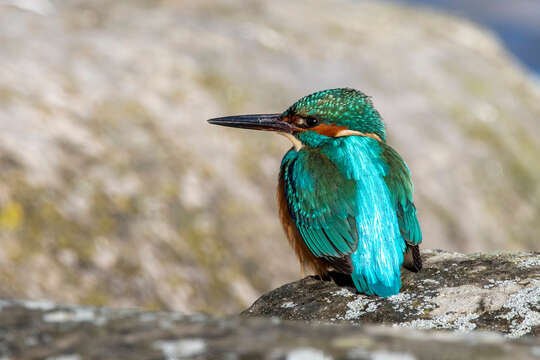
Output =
[
  {"x1": 0, "y1": 300, "x2": 538, "y2": 359},
  {"x1": 244, "y1": 250, "x2": 540, "y2": 338},
  {"x1": 0, "y1": 0, "x2": 539, "y2": 313}
]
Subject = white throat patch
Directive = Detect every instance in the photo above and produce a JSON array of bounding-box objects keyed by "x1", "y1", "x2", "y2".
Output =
[{"x1": 280, "y1": 133, "x2": 303, "y2": 151}]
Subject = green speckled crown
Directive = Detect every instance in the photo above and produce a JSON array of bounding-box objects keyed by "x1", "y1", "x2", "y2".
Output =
[{"x1": 283, "y1": 88, "x2": 386, "y2": 142}]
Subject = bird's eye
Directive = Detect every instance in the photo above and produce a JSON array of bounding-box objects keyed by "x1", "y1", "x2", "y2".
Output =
[{"x1": 305, "y1": 117, "x2": 319, "y2": 127}]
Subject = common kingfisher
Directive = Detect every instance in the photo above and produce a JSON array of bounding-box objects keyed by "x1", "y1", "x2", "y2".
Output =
[{"x1": 208, "y1": 88, "x2": 422, "y2": 297}]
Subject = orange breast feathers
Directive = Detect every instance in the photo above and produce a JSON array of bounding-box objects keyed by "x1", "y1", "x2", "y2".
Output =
[{"x1": 277, "y1": 171, "x2": 328, "y2": 276}]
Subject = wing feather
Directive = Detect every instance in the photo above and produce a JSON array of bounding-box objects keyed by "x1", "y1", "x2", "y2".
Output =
[
  {"x1": 381, "y1": 144, "x2": 422, "y2": 245},
  {"x1": 280, "y1": 149, "x2": 358, "y2": 271},
  {"x1": 381, "y1": 143, "x2": 423, "y2": 272}
]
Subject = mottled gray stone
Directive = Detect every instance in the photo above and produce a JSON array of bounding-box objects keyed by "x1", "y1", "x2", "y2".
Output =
[
  {"x1": 244, "y1": 250, "x2": 540, "y2": 338},
  {"x1": 0, "y1": 251, "x2": 537, "y2": 359},
  {"x1": 0, "y1": 300, "x2": 538, "y2": 360}
]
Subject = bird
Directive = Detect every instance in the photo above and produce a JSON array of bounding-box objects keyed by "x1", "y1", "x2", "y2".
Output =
[{"x1": 208, "y1": 88, "x2": 422, "y2": 297}]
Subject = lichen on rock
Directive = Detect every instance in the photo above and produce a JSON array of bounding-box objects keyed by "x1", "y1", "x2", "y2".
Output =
[
  {"x1": 243, "y1": 250, "x2": 540, "y2": 338},
  {"x1": 0, "y1": 298, "x2": 537, "y2": 359}
]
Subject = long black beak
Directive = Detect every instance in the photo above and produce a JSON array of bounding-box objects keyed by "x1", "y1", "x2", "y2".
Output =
[{"x1": 207, "y1": 113, "x2": 292, "y2": 133}]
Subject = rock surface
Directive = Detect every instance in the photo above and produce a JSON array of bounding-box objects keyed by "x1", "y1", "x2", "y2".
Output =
[
  {"x1": 0, "y1": 0, "x2": 539, "y2": 313},
  {"x1": 0, "y1": 300, "x2": 538, "y2": 360},
  {"x1": 244, "y1": 250, "x2": 540, "y2": 338}
]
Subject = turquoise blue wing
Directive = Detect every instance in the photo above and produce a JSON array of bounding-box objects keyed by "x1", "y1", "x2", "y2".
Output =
[
  {"x1": 381, "y1": 144, "x2": 422, "y2": 245},
  {"x1": 322, "y1": 137, "x2": 406, "y2": 297},
  {"x1": 282, "y1": 137, "x2": 413, "y2": 297},
  {"x1": 281, "y1": 149, "x2": 359, "y2": 265}
]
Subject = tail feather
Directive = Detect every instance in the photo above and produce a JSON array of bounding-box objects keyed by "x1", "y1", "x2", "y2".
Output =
[
  {"x1": 351, "y1": 270, "x2": 401, "y2": 297},
  {"x1": 350, "y1": 242, "x2": 404, "y2": 297},
  {"x1": 403, "y1": 244, "x2": 422, "y2": 272}
]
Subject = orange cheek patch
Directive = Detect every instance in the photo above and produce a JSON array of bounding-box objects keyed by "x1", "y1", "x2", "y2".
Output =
[
  {"x1": 311, "y1": 124, "x2": 383, "y2": 142},
  {"x1": 311, "y1": 123, "x2": 349, "y2": 137}
]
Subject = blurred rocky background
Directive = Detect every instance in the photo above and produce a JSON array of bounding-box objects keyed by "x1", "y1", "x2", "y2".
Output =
[
  {"x1": 0, "y1": 0, "x2": 538, "y2": 314},
  {"x1": 389, "y1": 0, "x2": 540, "y2": 76}
]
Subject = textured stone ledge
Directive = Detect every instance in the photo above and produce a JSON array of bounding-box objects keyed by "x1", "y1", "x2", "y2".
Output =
[
  {"x1": 0, "y1": 299, "x2": 538, "y2": 359},
  {"x1": 244, "y1": 249, "x2": 540, "y2": 338}
]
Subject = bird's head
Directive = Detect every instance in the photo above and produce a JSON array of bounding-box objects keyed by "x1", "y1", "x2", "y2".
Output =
[{"x1": 208, "y1": 88, "x2": 386, "y2": 149}]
